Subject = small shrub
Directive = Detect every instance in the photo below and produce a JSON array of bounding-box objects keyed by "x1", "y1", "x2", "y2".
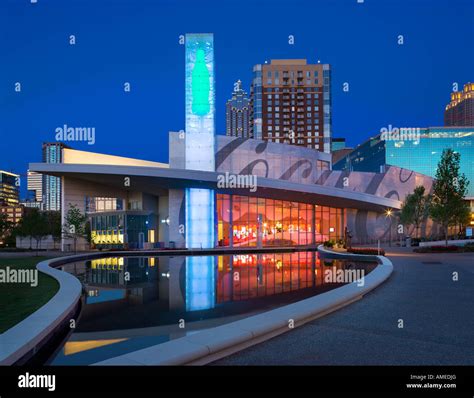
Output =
[
  {"x1": 348, "y1": 247, "x2": 385, "y2": 256},
  {"x1": 323, "y1": 239, "x2": 336, "y2": 248}
]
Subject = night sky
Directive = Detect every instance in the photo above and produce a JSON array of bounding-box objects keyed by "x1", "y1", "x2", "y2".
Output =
[{"x1": 1, "y1": 0, "x2": 473, "y2": 197}]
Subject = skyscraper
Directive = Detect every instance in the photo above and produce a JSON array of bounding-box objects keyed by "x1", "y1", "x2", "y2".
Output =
[
  {"x1": 0, "y1": 170, "x2": 19, "y2": 207},
  {"x1": 226, "y1": 80, "x2": 251, "y2": 137},
  {"x1": 0, "y1": 170, "x2": 23, "y2": 226},
  {"x1": 27, "y1": 170, "x2": 43, "y2": 204},
  {"x1": 445, "y1": 82, "x2": 474, "y2": 126},
  {"x1": 250, "y1": 59, "x2": 332, "y2": 152},
  {"x1": 42, "y1": 142, "x2": 68, "y2": 211}
]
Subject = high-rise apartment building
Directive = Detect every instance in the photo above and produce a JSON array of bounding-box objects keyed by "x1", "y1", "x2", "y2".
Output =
[
  {"x1": 42, "y1": 142, "x2": 68, "y2": 211},
  {"x1": 445, "y1": 82, "x2": 474, "y2": 126},
  {"x1": 250, "y1": 59, "x2": 332, "y2": 152},
  {"x1": 226, "y1": 80, "x2": 251, "y2": 137},
  {"x1": 27, "y1": 170, "x2": 43, "y2": 203}
]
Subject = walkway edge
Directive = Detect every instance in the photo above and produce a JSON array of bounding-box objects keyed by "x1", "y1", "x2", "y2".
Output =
[
  {"x1": 93, "y1": 246, "x2": 393, "y2": 366},
  {"x1": 0, "y1": 256, "x2": 83, "y2": 365}
]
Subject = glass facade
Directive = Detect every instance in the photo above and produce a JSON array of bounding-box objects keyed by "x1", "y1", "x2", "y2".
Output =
[
  {"x1": 385, "y1": 127, "x2": 474, "y2": 197},
  {"x1": 85, "y1": 196, "x2": 123, "y2": 213},
  {"x1": 42, "y1": 143, "x2": 66, "y2": 211},
  {"x1": 90, "y1": 212, "x2": 152, "y2": 248},
  {"x1": 333, "y1": 127, "x2": 474, "y2": 198},
  {"x1": 90, "y1": 213, "x2": 125, "y2": 246},
  {"x1": 323, "y1": 64, "x2": 332, "y2": 153},
  {"x1": 217, "y1": 193, "x2": 345, "y2": 247},
  {"x1": 333, "y1": 136, "x2": 386, "y2": 172},
  {"x1": 251, "y1": 64, "x2": 263, "y2": 139}
]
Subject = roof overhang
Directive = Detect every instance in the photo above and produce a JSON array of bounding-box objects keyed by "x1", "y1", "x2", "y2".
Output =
[{"x1": 30, "y1": 163, "x2": 401, "y2": 212}]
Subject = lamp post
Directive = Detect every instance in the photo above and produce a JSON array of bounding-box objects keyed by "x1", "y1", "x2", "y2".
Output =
[{"x1": 386, "y1": 209, "x2": 393, "y2": 247}]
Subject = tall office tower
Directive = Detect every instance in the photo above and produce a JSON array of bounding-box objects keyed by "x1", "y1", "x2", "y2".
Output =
[
  {"x1": 42, "y1": 142, "x2": 68, "y2": 211},
  {"x1": 27, "y1": 170, "x2": 43, "y2": 203},
  {"x1": 0, "y1": 170, "x2": 22, "y2": 226},
  {"x1": 445, "y1": 82, "x2": 474, "y2": 126},
  {"x1": 0, "y1": 170, "x2": 19, "y2": 206},
  {"x1": 250, "y1": 59, "x2": 332, "y2": 152},
  {"x1": 226, "y1": 80, "x2": 251, "y2": 137},
  {"x1": 331, "y1": 137, "x2": 347, "y2": 152}
]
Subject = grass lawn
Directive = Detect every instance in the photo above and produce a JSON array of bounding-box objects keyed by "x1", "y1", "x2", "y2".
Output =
[{"x1": 0, "y1": 257, "x2": 59, "y2": 334}]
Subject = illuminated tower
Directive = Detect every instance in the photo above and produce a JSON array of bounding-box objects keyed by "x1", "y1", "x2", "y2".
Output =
[
  {"x1": 226, "y1": 80, "x2": 251, "y2": 137},
  {"x1": 184, "y1": 33, "x2": 216, "y2": 311}
]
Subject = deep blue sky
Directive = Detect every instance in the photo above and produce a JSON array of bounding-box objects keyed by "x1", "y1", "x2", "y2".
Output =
[{"x1": 1, "y1": 0, "x2": 473, "y2": 197}]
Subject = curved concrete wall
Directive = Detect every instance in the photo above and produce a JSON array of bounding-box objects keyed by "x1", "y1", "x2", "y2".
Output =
[{"x1": 0, "y1": 256, "x2": 83, "y2": 365}]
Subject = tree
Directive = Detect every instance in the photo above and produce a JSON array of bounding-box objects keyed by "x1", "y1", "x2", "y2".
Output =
[
  {"x1": 0, "y1": 212, "x2": 13, "y2": 245},
  {"x1": 63, "y1": 204, "x2": 87, "y2": 253},
  {"x1": 400, "y1": 185, "x2": 430, "y2": 239},
  {"x1": 430, "y1": 148, "x2": 470, "y2": 245},
  {"x1": 45, "y1": 211, "x2": 61, "y2": 249},
  {"x1": 16, "y1": 208, "x2": 49, "y2": 255}
]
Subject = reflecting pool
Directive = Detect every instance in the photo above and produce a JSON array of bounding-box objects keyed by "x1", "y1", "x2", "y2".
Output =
[
  {"x1": 60, "y1": 251, "x2": 377, "y2": 332},
  {"x1": 51, "y1": 251, "x2": 377, "y2": 364}
]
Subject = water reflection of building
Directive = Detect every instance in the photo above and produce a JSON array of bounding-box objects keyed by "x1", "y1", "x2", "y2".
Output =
[
  {"x1": 76, "y1": 254, "x2": 374, "y2": 314},
  {"x1": 81, "y1": 257, "x2": 158, "y2": 305}
]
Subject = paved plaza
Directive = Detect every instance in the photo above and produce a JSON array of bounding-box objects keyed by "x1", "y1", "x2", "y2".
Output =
[{"x1": 213, "y1": 247, "x2": 474, "y2": 365}]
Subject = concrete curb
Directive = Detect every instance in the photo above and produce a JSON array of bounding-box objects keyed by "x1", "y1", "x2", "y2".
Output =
[
  {"x1": 0, "y1": 255, "x2": 83, "y2": 365},
  {"x1": 93, "y1": 246, "x2": 393, "y2": 366}
]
